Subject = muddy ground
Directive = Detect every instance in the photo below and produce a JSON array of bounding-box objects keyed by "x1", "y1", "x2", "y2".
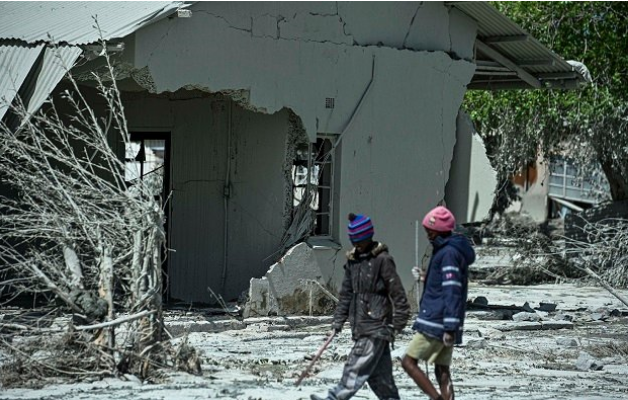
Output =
[{"x1": 1, "y1": 283, "x2": 627, "y2": 400}]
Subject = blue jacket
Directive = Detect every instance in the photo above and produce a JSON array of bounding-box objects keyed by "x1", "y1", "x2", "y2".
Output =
[{"x1": 412, "y1": 234, "x2": 475, "y2": 345}]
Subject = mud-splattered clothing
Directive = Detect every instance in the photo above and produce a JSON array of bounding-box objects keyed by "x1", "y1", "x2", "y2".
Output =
[
  {"x1": 332, "y1": 242, "x2": 411, "y2": 341},
  {"x1": 323, "y1": 337, "x2": 399, "y2": 400},
  {"x1": 315, "y1": 241, "x2": 409, "y2": 400}
]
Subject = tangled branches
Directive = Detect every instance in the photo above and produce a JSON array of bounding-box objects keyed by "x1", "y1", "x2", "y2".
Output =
[
  {"x1": 564, "y1": 217, "x2": 628, "y2": 289},
  {"x1": 0, "y1": 43, "x2": 177, "y2": 385}
]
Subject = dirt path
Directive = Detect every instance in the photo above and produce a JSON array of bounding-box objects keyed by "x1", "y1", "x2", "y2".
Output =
[{"x1": 1, "y1": 284, "x2": 627, "y2": 400}]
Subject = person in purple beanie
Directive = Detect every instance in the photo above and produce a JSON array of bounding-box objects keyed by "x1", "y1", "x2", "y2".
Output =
[{"x1": 311, "y1": 213, "x2": 410, "y2": 400}]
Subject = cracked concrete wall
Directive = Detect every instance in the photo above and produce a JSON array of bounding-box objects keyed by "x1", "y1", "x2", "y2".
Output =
[
  {"x1": 132, "y1": 1, "x2": 477, "y2": 142},
  {"x1": 128, "y1": 1, "x2": 477, "y2": 300},
  {"x1": 334, "y1": 51, "x2": 474, "y2": 289},
  {"x1": 339, "y1": 2, "x2": 477, "y2": 58},
  {"x1": 446, "y1": 111, "x2": 497, "y2": 224}
]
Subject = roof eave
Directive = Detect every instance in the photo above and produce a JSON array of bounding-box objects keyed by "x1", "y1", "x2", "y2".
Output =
[{"x1": 451, "y1": 2, "x2": 591, "y2": 91}]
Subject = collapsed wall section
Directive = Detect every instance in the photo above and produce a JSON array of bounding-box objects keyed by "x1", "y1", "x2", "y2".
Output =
[{"x1": 244, "y1": 242, "x2": 334, "y2": 317}]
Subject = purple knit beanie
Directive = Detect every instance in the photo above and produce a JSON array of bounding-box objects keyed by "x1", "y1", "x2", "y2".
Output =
[{"x1": 347, "y1": 213, "x2": 374, "y2": 243}]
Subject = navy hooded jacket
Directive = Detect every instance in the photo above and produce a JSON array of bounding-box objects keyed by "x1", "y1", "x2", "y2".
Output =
[{"x1": 412, "y1": 234, "x2": 475, "y2": 345}]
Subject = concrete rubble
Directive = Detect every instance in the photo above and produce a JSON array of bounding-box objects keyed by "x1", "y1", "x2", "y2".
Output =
[{"x1": 243, "y1": 243, "x2": 335, "y2": 318}]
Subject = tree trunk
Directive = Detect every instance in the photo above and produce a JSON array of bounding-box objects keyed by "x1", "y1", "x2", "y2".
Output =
[{"x1": 600, "y1": 159, "x2": 628, "y2": 201}]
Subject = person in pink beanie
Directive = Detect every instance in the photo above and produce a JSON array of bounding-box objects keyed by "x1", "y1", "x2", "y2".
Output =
[{"x1": 402, "y1": 206, "x2": 475, "y2": 400}]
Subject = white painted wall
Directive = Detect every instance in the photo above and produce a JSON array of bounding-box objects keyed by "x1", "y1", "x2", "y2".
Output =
[
  {"x1": 507, "y1": 157, "x2": 550, "y2": 223},
  {"x1": 124, "y1": 1, "x2": 477, "y2": 299},
  {"x1": 446, "y1": 111, "x2": 497, "y2": 224}
]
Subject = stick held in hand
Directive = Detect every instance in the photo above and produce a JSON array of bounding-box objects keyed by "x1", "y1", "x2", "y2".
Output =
[{"x1": 295, "y1": 331, "x2": 336, "y2": 386}]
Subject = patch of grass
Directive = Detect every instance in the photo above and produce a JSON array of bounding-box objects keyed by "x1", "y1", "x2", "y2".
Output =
[{"x1": 585, "y1": 341, "x2": 628, "y2": 358}]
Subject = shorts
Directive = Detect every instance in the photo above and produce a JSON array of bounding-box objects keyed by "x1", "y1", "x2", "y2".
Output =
[{"x1": 405, "y1": 332, "x2": 453, "y2": 366}]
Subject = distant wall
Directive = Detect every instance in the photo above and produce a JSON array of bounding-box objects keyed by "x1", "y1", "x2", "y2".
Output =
[
  {"x1": 446, "y1": 111, "x2": 497, "y2": 224},
  {"x1": 507, "y1": 157, "x2": 550, "y2": 223}
]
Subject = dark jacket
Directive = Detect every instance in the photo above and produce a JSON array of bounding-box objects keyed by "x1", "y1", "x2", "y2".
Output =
[
  {"x1": 332, "y1": 242, "x2": 410, "y2": 342},
  {"x1": 412, "y1": 234, "x2": 475, "y2": 345}
]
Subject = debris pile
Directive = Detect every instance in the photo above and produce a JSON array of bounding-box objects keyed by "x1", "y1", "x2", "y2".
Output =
[{"x1": 243, "y1": 243, "x2": 336, "y2": 318}]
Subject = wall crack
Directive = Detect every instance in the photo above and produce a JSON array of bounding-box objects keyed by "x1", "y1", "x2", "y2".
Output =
[
  {"x1": 194, "y1": 10, "x2": 252, "y2": 34},
  {"x1": 402, "y1": 2, "x2": 423, "y2": 49}
]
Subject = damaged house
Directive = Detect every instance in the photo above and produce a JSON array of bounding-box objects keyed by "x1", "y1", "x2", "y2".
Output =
[{"x1": 0, "y1": 2, "x2": 587, "y2": 311}]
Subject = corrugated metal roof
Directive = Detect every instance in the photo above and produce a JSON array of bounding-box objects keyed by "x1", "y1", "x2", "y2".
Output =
[
  {"x1": 0, "y1": 2, "x2": 187, "y2": 121},
  {"x1": 0, "y1": 44, "x2": 44, "y2": 120},
  {"x1": 25, "y1": 46, "x2": 83, "y2": 116},
  {"x1": 451, "y1": 2, "x2": 588, "y2": 90},
  {"x1": 0, "y1": 1, "x2": 184, "y2": 45}
]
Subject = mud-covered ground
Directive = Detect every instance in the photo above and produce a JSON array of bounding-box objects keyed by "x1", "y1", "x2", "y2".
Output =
[{"x1": 1, "y1": 283, "x2": 627, "y2": 400}]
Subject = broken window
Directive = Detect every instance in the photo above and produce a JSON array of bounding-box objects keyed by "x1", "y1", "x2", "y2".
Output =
[
  {"x1": 125, "y1": 137, "x2": 167, "y2": 198},
  {"x1": 549, "y1": 156, "x2": 609, "y2": 204},
  {"x1": 292, "y1": 137, "x2": 336, "y2": 237}
]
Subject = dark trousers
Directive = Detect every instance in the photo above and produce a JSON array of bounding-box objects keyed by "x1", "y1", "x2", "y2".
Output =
[{"x1": 326, "y1": 336, "x2": 400, "y2": 400}]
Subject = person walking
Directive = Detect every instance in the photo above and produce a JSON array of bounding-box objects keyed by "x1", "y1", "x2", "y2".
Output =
[
  {"x1": 402, "y1": 206, "x2": 475, "y2": 400},
  {"x1": 311, "y1": 213, "x2": 411, "y2": 400}
]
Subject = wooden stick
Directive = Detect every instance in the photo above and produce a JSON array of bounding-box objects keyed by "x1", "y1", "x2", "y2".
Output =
[
  {"x1": 415, "y1": 220, "x2": 422, "y2": 309},
  {"x1": 303, "y1": 279, "x2": 339, "y2": 304},
  {"x1": 295, "y1": 332, "x2": 336, "y2": 386}
]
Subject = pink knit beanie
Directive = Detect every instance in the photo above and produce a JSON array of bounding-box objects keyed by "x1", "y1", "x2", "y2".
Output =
[{"x1": 422, "y1": 206, "x2": 456, "y2": 232}]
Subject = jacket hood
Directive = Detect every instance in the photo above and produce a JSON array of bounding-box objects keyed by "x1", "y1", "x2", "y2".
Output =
[
  {"x1": 433, "y1": 234, "x2": 475, "y2": 265},
  {"x1": 346, "y1": 241, "x2": 388, "y2": 261}
]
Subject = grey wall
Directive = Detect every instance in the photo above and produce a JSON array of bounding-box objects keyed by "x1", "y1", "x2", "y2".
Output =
[
  {"x1": 132, "y1": 1, "x2": 476, "y2": 141},
  {"x1": 121, "y1": 94, "x2": 288, "y2": 303},
  {"x1": 335, "y1": 51, "x2": 474, "y2": 286},
  {"x1": 126, "y1": 1, "x2": 477, "y2": 299}
]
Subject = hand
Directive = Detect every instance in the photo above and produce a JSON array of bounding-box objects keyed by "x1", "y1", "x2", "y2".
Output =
[
  {"x1": 443, "y1": 331, "x2": 455, "y2": 347},
  {"x1": 411, "y1": 266, "x2": 423, "y2": 281},
  {"x1": 331, "y1": 324, "x2": 342, "y2": 335}
]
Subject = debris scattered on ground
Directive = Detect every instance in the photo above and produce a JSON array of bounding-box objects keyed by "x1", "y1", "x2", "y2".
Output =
[{"x1": 2, "y1": 284, "x2": 627, "y2": 399}]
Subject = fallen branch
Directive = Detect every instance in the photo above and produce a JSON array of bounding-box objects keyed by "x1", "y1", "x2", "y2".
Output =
[
  {"x1": 74, "y1": 310, "x2": 156, "y2": 331},
  {"x1": 582, "y1": 266, "x2": 628, "y2": 308}
]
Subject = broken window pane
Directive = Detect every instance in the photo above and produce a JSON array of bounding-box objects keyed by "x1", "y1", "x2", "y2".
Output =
[
  {"x1": 125, "y1": 139, "x2": 166, "y2": 197},
  {"x1": 291, "y1": 137, "x2": 336, "y2": 237}
]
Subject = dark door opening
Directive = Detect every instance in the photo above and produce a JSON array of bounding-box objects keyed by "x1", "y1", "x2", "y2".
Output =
[{"x1": 125, "y1": 132, "x2": 172, "y2": 300}]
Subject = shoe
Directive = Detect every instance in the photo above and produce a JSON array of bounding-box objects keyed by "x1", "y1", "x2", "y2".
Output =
[{"x1": 310, "y1": 395, "x2": 326, "y2": 400}]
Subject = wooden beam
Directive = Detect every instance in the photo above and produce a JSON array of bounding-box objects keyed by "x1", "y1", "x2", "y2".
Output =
[
  {"x1": 476, "y1": 40, "x2": 542, "y2": 88},
  {"x1": 467, "y1": 81, "x2": 536, "y2": 90},
  {"x1": 474, "y1": 70, "x2": 517, "y2": 76},
  {"x1": 484, "y1": 35, "x2": 529, "y2": 44},
  {"x1": 517, "y1": 59, "x2": 556, "y2": 68},
  {"x1": 469, "y1": 79, "x2": 581, "y2": 90},
  {"x1": 476, "y1": 65, "x2": 511, "y2": 72},
  {"x1": 537, "y1": 71, "x2": 580, "y2": 80}
]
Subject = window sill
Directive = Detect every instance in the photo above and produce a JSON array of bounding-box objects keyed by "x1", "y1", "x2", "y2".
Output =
[{"x1": 306, "y1": 237, "x2": 341, "y2": 250}]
